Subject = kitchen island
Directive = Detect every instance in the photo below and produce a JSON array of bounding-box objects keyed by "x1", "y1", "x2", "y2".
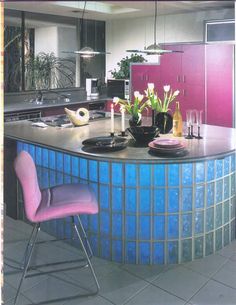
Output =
[{"x1": 4, "y1": 118, "x2": 236, "y2": 264}]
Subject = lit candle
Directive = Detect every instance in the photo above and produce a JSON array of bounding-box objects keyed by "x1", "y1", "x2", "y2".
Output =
[
  {"x1": 121, "y1": 107, "x2": 125, "y2": 132},
  {"x1": 111, "y1": 103, "x2": 114, "y2": 135}
]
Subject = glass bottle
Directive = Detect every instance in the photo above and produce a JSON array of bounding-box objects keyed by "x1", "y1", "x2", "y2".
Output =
[{"x1": 173, "y1": 101, "x2": 183, "y2": 137}]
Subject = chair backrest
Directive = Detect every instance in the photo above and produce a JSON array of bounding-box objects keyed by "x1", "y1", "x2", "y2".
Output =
[{"x1": 14, "y1": 151, "x2": 42, "y2": 222}]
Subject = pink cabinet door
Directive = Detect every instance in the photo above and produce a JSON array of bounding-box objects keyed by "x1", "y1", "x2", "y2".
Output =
[{"x1": 206, "y1": 44, "x2": 234, "y2": 127}]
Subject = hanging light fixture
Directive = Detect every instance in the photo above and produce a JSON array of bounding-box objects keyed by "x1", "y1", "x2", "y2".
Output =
[
  {"x1": 126, "y1": 1, "x2": 182, "y2": 55},
  {"x1": 62, "y1": 1, "x2": 110, "y2": 58}
]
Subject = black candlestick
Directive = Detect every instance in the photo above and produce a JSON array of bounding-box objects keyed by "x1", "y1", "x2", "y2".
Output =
[
  {"x1": 195, "y1": 125, "x2": 203, "y2": 139},
  {"x1": 185, "y1": 126, "x2": 193, "y2": 139}
]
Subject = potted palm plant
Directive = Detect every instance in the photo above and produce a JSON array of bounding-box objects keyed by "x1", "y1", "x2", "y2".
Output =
[{"x1": 145, "y1": 83, "x2": 180, "y2": 133}]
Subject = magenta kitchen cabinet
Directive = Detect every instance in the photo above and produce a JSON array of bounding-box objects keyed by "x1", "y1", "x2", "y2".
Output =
[{"x1": 206, "y1": 44, "x2": 234, "y2": 127}]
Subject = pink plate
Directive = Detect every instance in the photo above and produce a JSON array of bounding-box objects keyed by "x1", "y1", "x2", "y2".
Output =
[
  {"x1": 148, "y1": 141, "x2": 186, "y2": 152},
  {"x1": 152, "y1": 138, "x2": 182, "y2": 148}
]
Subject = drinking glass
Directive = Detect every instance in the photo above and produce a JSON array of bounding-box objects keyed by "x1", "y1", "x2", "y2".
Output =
[
  {"x1": 195, "y1": 110, "x2": 203, "y2": 139},
  {"x1": 185, "y1": 109, "x2": 193, "y2": 139}
]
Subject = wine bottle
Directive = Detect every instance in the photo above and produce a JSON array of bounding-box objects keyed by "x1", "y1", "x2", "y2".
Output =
[{"x1": 173, "y1": 101, "x2": 183, "y2": 137}]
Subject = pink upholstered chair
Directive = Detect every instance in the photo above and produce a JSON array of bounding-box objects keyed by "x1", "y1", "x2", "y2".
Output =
[{"x1": 13, "y1": 151, "x2": 100, "y2": 304}]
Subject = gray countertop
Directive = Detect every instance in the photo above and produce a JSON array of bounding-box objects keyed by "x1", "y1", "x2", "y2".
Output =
[
  {"x1": 4, "y1": 116, "x2": 236, "y2": 163},
  {"x1": 4, "y1": 95, "x2": 110, "y2": 113}
]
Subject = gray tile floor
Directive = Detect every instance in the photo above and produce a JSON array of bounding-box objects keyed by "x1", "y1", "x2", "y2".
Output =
[{"x1": 3, "y1": 216, "x2": 236, "y2": 305}]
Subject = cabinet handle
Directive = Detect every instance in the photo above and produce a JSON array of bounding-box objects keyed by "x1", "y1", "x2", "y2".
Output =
[
  {"x1": 183, "y1": 89, "x2": 186, "y2": 96},
  {"x1": 177, "y1": 75, "x2": 181, "y2": 82},
  {"x1": 183, "y1": 75, "x2": 186, "y2": 83}
]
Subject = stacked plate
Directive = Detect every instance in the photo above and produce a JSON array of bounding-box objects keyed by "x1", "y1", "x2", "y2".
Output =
[{"x1": 148, "y1": 138, "x2": 188, "y2": 156}]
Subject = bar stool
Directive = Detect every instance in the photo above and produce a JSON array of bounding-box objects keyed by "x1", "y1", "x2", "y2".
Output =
[{"x1": 13, "y1": 150, "x2": 100, "y2": 304}]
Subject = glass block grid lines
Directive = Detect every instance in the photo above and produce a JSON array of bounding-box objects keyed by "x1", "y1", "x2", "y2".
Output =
[{"x1": 17, "y1": 142, "x2": 236, "y2": 264}]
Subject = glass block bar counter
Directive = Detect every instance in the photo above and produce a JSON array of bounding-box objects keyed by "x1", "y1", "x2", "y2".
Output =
[{"x1": 4, "y1": 118, "x2": 236, "y2": 264}]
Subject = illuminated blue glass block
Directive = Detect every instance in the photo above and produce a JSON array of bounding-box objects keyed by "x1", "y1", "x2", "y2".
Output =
[
  {"x1": 56, "y1": 172, "x2": 63, "y2": 184},
  {"x1": 23, "y1": 142, "x2": 29, "y2": 151},
  {"x1": 154, "y1": 189, "x2": 165, "y2": 213},
  {"x1": 215, "y1": 228, "x2": 222, "y2": 250},
  {"x1": 216, "y1": 203, "x2": 222, "y2": 228},
  {"x1": 41, "y1": 168, "x2": 49, "y2": 188},
  {"x1": 64, "y1": 174, "x2": 71, "y2": 184},
  {"x1": 216, "y1": 159, "x2": 223, "y2": 178},
  {"x1": 168, "y1": 215, "x2": 179, "y2": 239},
  {"x1": 90, "y1": 182, "x2": 98, "y2": 198},
  {"x1": 153, "y1": 242, "x2": 164, "y2": 264},
  {"x1": 206, "y1": 207, "x2": 214, "y2": 232},
  {"x1": 90, "y1": 235, "x2": 98, "y2": 256},
  {"x1": 195, "y1": 185, "x2": 204, "y2": 209},
  {"x1": 63, "y1": 154, "x2": 71, "y2": 174},
  {"x1": 112, "y1": 163, "x2": 123, "y2": 186},
  {"x1": 231, "y1": 173, "x2": 235, "y2": 195},
  {"x1": 17, "y1": 141, "x2": 23, "y2": 153},
  {"x1": 99, "y1": 162, "x2": 109, "y2": 184},
  {"x1": 154, "y1": 164, "x2": 165, "y2": 187},
  {"x1": 154, "y1": 216, "x2": 165, "y2": 240},
  {"x1": 224, "y1": 224, "x2": 229, "y2": 246},
  {"x1": 139, "y1": 189, "x2": 151, "y2": 213},
  {"x1": 49, "y1": 170, "x2": 56, "y2": 186},
  {"x1": 71, "y1": 177, "x2": 79, "y2": 183},
  {"x1": 125, "y1": 215, "x2": 136, "y2": 239},
  {"x1": 65, "y1": 218, "x2": 72, "y2": 239},
  {"x1": 79, "y1": 158, "x2": 88, "y2": 180},
  {"x1": 139, "y1": 216, "x2": 150, "y2": 240},
  {"x1": 42, "y1": 148, "x2": 49, "y2": 167},
  {"x1": 35, "y1": 146, "x2": 42, "y2": 165},
  {"x1": 100, "y1": 185, "x2": 109, "y2": 209},
  {"x1": 224, "y1": 177, "x2": 230, "y2": 200},
  {"x1": 205, "y1": 232, "x2": 213, "y2": 256},
  {"x1": 139, "y1": 242, "x2": 150, "y2": 264},
  {"x1": 216, "y1": 180, "x2": 223, "y2": 203},
  {"x1": 231, "y1": 154, "x2": 235, "y2": 171},
  {"x1": 112, "y1": 214, "x2": 122, "y2": 238},
  {"x1": 71, "y1": 156, "x2": 79, "y2": 177},
  {"x1": 125, "y1": 188, "x2": 136, "y2": 213},
  {"x1": 125, "y1": 164, "x2": 136, "y2": 187},
  {"x1": 112, "y1": 240, "x2": 122, "y2": 262},
  {"x1": 231, "y1": 221, "x2": 236, "y2": 241},
  {"x1": 207, "y1": 160, "x2": 215, "y2": 181},
  {"x1": 168, "y1": 164, "x2": 179, "y2": 186},
  {"x1": 194, "y1": 236, "x2": 203, "y2": 259},
  {"x1": 89, "y1": 160, "x2": 98, "y2": 182},
  {"x1": 195, "y1": 211, "x2": 204, "y2": 234},
  {"x1": 57, "y1": 219, "x2": 64, "y2": 239},
  {"x1": 100, "y1": 211, "x2": 110, "y2": 235},
  {"x1": 182, "y1": 188, "x2": 192, "y2": 211},
  {"x1": 112, "y1": 187, "x2": 122, "y2": 212},
  {"x1": 182, "y1": 239, "x2": 192, "y2": 262},
  {"x1": 80, "y1": 215, "x2": 88, "y2": 231},
  {"x1": 48, "y1": 150, "x2": 56, "y2": 170},
  {"x1": 168, "y1": 241, "x2": 178, "y2": 264},
  {"x1": 224, "y1": 156, "x2": 230, "y2": 175},
  {"x1": 224, "y1": 201, "x2": 229, "y2": 224},
  {"x1": 139, "y1": 164, "x2": 151, "y2": 187},
  {"x1": 182, "y1": 163, "x2": 193, "y2": 185},
  {"x1": 207, "y1": 183, "x2": 214, "y2": 206},
  {"x1": 90, "y1": 214, "x2": 98, "y2": 232},
  {"x1": 125, "y1": 242, "x2": 136, "y2": 264},
  {"x1": 182, "y1": 214, "x2": 192, "y2": 238},
  {"x1": 195, "y1": 162, "x2": 205, "y2": 183},
  {"x1": 168, "y1": 189, "x2": 179, "y2": 212},
  {"x1": 100, "y1": 238, "x2": 110, "y2": 259},
  {"x1": 231, "y1": 200, "x2": 235, "y2": 220},
  {"x1": 28, "y1": 144, "x2": 35, "y2": 160},
  {"x1": 56, "y1": 152, "x2": 63, "y2": 171}
]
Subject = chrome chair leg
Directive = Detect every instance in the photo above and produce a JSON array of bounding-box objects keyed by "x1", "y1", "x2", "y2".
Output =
[
  {"x1": 14, "y1": 223, "x2": 40, "y2": 305},
  {"x1": 72, "y1": 216, "x2": 100, "y2": 293},
  {"x1": 77, "y1": 216, "x2": 93, "y2": 258},
  {"x1": 20, "y1": 224, "x2": 39, "y2": 269}
]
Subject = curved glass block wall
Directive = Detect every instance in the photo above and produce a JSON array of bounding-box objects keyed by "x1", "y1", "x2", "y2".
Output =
[{"x1": 17, "y1": 141, "x2": 236, "y2": 264}]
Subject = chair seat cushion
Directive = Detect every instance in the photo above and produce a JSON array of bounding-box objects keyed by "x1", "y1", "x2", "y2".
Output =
[{"x1": 32, "y1": 183, "x2": 98, "y2": 222}]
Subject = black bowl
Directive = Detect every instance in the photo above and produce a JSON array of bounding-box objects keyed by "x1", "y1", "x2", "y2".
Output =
[{"x1": 127, "y1": 126, "x2": 159, "y2": 143}]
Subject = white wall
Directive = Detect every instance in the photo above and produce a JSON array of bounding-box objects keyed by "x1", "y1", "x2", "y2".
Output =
[
  {"x1": 106, "y1": 8, "x2": 234, "y2": 78},
  {"x1": 35, "y1": 26, "x2": 58, "y2": 55}
]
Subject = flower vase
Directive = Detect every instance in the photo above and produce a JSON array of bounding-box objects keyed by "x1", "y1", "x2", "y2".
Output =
[
  {"x1": 155, "y1": 112, "x2": 173, "y2": 134},
  {"x1": 151, "y1": 109, "x2": 156, "y2": 126},
  {"x1": 129, "y1": 116, "x2": 142, "y2": 127}
]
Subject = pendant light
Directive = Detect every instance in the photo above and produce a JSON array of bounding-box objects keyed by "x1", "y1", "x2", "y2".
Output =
[
  {"x1": 62, "y1": 1, "x2": 110, "y2": 58},
  {"x1": 126, "y1": 1, "x2": 182, "y2": 55}
]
